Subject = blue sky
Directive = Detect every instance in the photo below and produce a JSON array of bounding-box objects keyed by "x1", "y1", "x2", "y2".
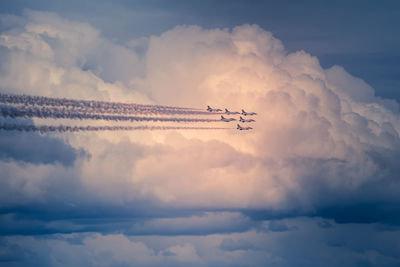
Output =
[{"x1": 1, "y1": 1, "x2": 400, "y2": 266}]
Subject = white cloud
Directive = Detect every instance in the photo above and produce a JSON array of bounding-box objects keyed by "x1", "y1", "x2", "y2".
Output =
[{"x1": 0, "y1": 11, "x2": 400, "y2": 225}]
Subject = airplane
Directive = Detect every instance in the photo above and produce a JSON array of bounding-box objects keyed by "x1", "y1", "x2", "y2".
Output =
[
  {"x1": 224, "y1": 108, "x2": 240, "y2": 115},
  {"x1": 207, "y1": 105, "x2": 222, "y2": 112},
  {"x1": 241, "y1": 109, "x2": 257, "y2": 116},
  {"x1": 221, "y1": 115, "x2": 236, "y2": 122},
  {"x1": 239, "y1": 116, "x2": 255, "y2": 123},
  {"x1": 237, "y1": 124, "x2": 252, "y2": 130}
]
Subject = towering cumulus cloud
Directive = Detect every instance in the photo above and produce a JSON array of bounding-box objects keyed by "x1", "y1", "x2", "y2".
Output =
[{"x1": 0, "y1": 11, "x2": 399, "y2": 267}]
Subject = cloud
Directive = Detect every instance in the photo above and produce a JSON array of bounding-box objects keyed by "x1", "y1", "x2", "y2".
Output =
[
  {"x1": 265, "y1": 220, "x2": 291, "y2": 232},
  {"x1": 0, "y1": 233, "x2": 204, "y2": 267},
  {"x1": 125, "y1": 212, "x2": 254, "y2": 236},
  {"x1": 1, "y1": 10, "x2": 400, "y2": 265},
  {"x1": 0, "y1": 10, "x2": 148, "y2": 102},
  {"x1": 2, "y1": 217, "x2": 400, "y2": 267},
  {"x1": 0, "y1": 120, "x2": 82, "y2": 165},
  {"x1": 219, "y1": 238, "x2": 255, "y2": 251},
  {"x1": 1, "y1": 10, "x2": 400, "y2": 223}
]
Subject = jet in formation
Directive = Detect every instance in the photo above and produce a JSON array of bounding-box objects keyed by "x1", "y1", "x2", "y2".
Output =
[
  {"x1": 237, "y1": 124, "x2": 252, "y2": 130},
  {"x1": 241, "y1": 109, "x2": 257, "y2": 116},
  {"x1": 224, "y1": 108, "x2": 240, "y2": 115},
  {"x1": 207, "y1": 105, "x2": 222, "y2": 112},
  {"x1": 205, "y1": 106, "x2": 256, "y2": 131},
  {"x1": 239, "y1": 116, "x2": 255, "y2": 123},
  {"x1": 221, "y1": 115, "x2": 236, "y2": 122}
]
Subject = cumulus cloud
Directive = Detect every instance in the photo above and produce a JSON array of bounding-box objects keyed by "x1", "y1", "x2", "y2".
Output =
[
  {"x1": 1, "y1": 9, "x2": 400, "y2": 222},
  {"x1": 1, "y1": 10, "x2": 400, "y2": 266},
  {"x1": 0, "y1": 10, "x2": 147, "y2": 102}
]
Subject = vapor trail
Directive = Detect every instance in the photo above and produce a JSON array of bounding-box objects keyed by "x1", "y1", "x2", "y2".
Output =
[
  {"x1": 0, "y1": 123, "x2": 230, "y2": 133},
  {"x1": 0, "y1": 105, "x2": 221, "y2": 123},
  {"x1": 0, "y1": 93, "x2": 215, "y2": 115}
]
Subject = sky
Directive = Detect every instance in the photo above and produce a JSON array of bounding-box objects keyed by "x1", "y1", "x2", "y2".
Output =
[{"x1": 0, "y1": 1, "x2": 400, "y2": 266}]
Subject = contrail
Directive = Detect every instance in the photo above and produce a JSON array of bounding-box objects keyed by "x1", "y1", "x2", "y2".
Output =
[
  {"x1": 0, "y1": 93, "x2": 216, "y2": 115},
  {"x1": 0, "y1": 105, "x2": 221, "y2": 123},
  {"x1": 0, "y1": 123, "x2": 230, "y2": 133},
  {"x1": 0, "y1": 93, "x2": 195, "y2": 110}
]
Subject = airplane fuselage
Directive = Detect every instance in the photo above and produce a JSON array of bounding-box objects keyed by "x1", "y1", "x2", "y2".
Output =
[
  {"x1": 207, "y1": 106, "x2": 222, "y2": 112},
  {"x1": 239, "y1": 117, "x2": 255, "y2": 123},
  {"x1": 225, "y1": 108, "x2": 240, "y2": 115},
  {"x1": 237, "y1": 124, "x2": 252, "y2": 130},
  {"x1": 241, "y1": 109, "x2": 257, "y2": 116},
  {"x1": 221, "y1": 116, "x2": 236, "y2": 122}
]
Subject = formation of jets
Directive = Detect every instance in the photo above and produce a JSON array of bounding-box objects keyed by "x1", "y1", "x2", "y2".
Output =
[{"x1": 207, "y1": 105, "x2": 257, "y2": 130}]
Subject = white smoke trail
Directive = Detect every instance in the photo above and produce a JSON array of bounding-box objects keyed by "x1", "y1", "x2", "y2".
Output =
[
  {"x1": 0, "y1": 105, "x2": 221, "y2": 123},
  {"x1": 0, "y1": 123, "x2": 231, "y2": 133},
  {"x1": 0, "y1": 93, "x2": 218, "y2": 115}
]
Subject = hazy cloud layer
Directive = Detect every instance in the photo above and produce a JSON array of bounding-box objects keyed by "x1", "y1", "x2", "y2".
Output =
[
  {"x1": 1, "y1": 218, "x2": 400, "y2": 267},
  {"x1": 1, "y1": 11, "x2": 400, "y2": 266}
]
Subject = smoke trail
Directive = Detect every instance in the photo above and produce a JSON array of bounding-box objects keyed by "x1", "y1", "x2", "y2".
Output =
[
  {"x1": 0, "y1": 93, "x2": 218, "y2": 115},
  {"x1": 0, "y1": 93, "x2": 194, "y2": 110},
  {"x1": 0, "y1": 123, "x2": 230, "y2": 133},
  {"x1": 0, "y1": 105, "x2": 221, "y2": 123}
]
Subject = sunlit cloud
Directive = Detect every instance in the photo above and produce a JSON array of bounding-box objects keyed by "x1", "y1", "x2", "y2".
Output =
[{"x1": 1, "y1": 9, "x2": 400, "y2": 267}]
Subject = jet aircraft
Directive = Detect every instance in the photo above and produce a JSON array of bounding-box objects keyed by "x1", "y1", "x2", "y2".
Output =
[
  {"x1": 224, "y1": 108, "x2": 240, "y2": 115},
  {"x1": 237, "y1": 124, "x2": 252, "y2": 130},
  {"x1": 241, "y1": 109, "x2": 257, "y2": 116},
  {"x1": 239, "y1": 116, "x2": 255, "y2": 123},
  {"x1": 221, "y1": 115, "x2": 236, "y2": 122},
  {"x1": 207, "y1": 105, "x2": 222, "y2": 112}
]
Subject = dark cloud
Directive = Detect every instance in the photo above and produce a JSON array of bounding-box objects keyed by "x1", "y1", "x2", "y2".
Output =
[
  {"x1": 267, "y1": 221, "x2": 291, "y2": 232},
  {"x1": 0, "y1": 130, "x2": 82, "y2": 166},
  {"x1": 316, "y1": 203, "x2": 400, "y2": 225},
  {"x1": 0, "y1": 207, "x2": 256, "y2": 236},
  {"x1": 219, "y1": 238, "x2": 255, "y2": 251},
  {"x1": 0, "y1": 117, "x2": 83, "y2": 166},
  {"x1": 317, "y1": 220, "x2": 333, "y2": 229},
  {"x1": 1, "y1": 218, "x2": 399, "y2": 267},
  {"x1": 123, "y1": 212, "x2": 255, "y2": 236}
]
